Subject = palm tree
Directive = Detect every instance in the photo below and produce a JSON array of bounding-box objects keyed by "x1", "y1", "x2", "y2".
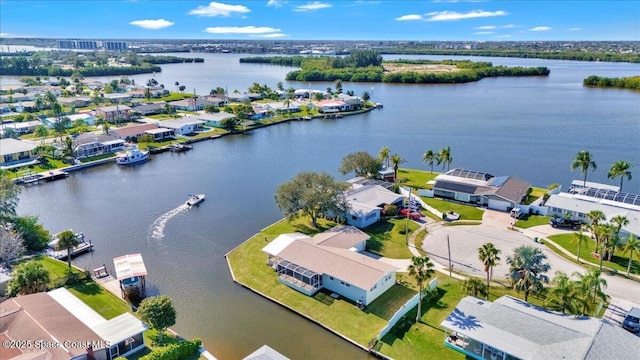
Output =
[
  {"x1": 608, "y1": 215, "x2": 629, "y2": 261},
  {"x1": 408, "y1": 256, "x2": 435, "y2": 322},
  {"x1": 576, "y1": 268, "x2": 608, "y2": 314},
  {"x1": 437, "y1": 146, "x2": 452, "y2": 171},
  {"x1": 545, "y1": 272, "x2": 580, "y2": 315},
  {"x1": 593, "y1": 224, "x2": 614, "y2": 269},
  {"x1": 144, "y1": 87, "x2": 151, "y2": 102},
  {"x1": 462, "y1": 277, "x2": 486, "y2": 298},
  {"x1": 506, "y1": 245, "x2": 550, "y2": 302},
  {"x1": 34, "y1": 94, "x2": 44, "y2": 112},
  {"x1": 608, "y1": 160, "x2": 633, "y2": 191},
  {"x1": 61, "y1": 136, "x2": 75, "y2": 162},
  {"x1": 478, "y1": 242, "x2": 501, "y2": 299},
  {"x1": 572, "y1": 229, "x2": 591, "y2": 263},
  {"x1": 622, "y1": 235, "x2": 640, "y2": 277},
  {"x1": 571, "y1": 150, "x2": 597, "y2": 186},
  {"x1": 586, "y1": 210, "x2": 606, "y2": 230},
  {"x1": 379, "y1": 147, "x2": 390, "y2": 168},
  {"x1": 390, "y1": 154, "x2": 403, "y2": 181},
  {"x1": 361, "y1": 91, "x2": 371, "y2": 106},
  {"x1": 422, "y1": 150, "x2": 436, "y2": 173},
  {"x1": 34, "y1": 125, "x2": 48, "y2": 144},
  {"x1": 56, "y1": 230, "x2": 79, "y2": 269}
]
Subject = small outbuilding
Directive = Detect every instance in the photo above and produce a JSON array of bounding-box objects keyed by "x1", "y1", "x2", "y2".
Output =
[{"x1": 114, "y1": 253, "x2": 148, "y2": 299}]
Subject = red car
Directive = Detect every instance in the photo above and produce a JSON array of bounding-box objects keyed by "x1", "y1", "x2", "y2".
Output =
[{"x1": 400, "y1": 208, "x2": 421, "y2": 220}]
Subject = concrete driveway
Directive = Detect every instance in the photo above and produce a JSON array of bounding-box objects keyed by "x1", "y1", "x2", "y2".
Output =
[{"x1": 421, "y1": 209, "x2": 640, "y2": 303}]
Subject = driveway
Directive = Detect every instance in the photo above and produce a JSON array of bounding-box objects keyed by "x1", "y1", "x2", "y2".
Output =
[{"x1": 421, "y1": 209, "x2": 640, "y2": 303}]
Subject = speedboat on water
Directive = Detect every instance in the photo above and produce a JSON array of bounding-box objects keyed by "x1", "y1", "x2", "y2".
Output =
[{"x1": 186, "y1": 194, "x2": 205, "y2": 207}]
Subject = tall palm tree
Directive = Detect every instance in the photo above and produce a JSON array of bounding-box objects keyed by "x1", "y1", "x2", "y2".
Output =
[
  {"x1": 608, "y1": 160, "x2": 633, "y2": 191},
  {"x1": 34, "y1": 125, "x2": 48, "y2": 144},
  {"x1": 408, "y1": 256, "x2": 435, "y2": 322},
  {"x1": 545, "y1": 272, "x2": 580, "y2": 315},
  {"x1": 576, "y1": 268, "x2": 607, "y2": 314},
  {"x1": 506, "y1": 245, "x2": 550, "y2": 302},
  {"x1": 571, "y1": 150, "x2": 597, "y2": 186},
  {"x1": 608, "y1": 215, "x2": 629, "y2": 261},
  {"x1": 61, "y1": 136, "x2": 75, "y2": 163},
  {"x1": 478, "y1": 242, "x2": 501, "y2": 299},
  {"x1": 34, "y1": 94, "x2": 44, "y2": 112},
  {"x1": 572, "y1": 229, "x2": 591, "y2": 263},
  {"x1": 361, "y1": 91, "x2": 371, "y2": 106},
  {"x1": 379, "y1": 147, "x2": 390, "y2": 168},
  {"x1": 593, "y1": 224, "x2": 614, "y2": 269},
  {"x1": 57, "y1": 230, "x2": 79, "y2": 269},
  {"x1": 586, "y1": 210, "x2": 606, "y2": 230},
  {"x1": 390, "y1": 154, "x2": 403, "y2": 180},
  {"x1": 437, "y1": 146, "x2": 452, "y2": 171},
  {"x1": 622, "y1": 235, "x2": 640, "y2": 277},
  {"x1": 422, "y1": 150, "x2": 436, "y2": 173}
]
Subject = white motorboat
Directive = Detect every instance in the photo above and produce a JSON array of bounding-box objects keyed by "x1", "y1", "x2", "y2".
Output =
[
  {"x1": 116, "y1": 146, "x2": 149, "y2": 165},
  {"x1": 186, "y1": 194, "x2": 205, "y2": 207}
]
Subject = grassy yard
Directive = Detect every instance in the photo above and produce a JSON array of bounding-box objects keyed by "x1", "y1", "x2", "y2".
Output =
[
  {"x1": 364, "y1": 218, "x2": 420, "y2": 259},
  {"x1": 420, "y1": 197, "x2": 484, "y2": 221},
  {"x1": 228, "y1": 217, "x2": 408, "y2": 347},
  {"x1": 515, "y1": 214, "x2": 552, "y2": 228},
  {"x1": 414, "y1": 228, "x2": 428, "y2": 256},
  {"x1": 68, "y1": 280, "x2": 133, "y2": 319},
  {"x1": 396, "y1": 168, "x2": 439, "y2": 190},
  {"x1": 14, "y1": 255, "x2": 82, "y2": 287},
  {"x1": 547, "y1": 233, "x2": 640, "y2": 276}
]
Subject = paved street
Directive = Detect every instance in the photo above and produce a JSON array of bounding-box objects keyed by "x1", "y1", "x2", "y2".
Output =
[{"x1": 420, "y1": 209, "x2": 640, "y2": 305}]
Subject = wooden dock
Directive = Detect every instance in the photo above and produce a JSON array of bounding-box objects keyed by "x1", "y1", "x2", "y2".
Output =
[
  {"x1": 15, "y1": 169, "x2": 69, "y2": 185},
  {"x1": 49, "y1": 240, "x2": 94, "y2": 261}
]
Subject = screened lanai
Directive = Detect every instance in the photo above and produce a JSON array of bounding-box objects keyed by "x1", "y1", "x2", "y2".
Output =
[{"x1": 276, "y1": 260, "x2": 322, "y2": 295}]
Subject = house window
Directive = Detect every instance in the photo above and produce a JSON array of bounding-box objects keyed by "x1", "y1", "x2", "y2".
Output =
[
  {"x1": 329, "y1": 276, "x2": 334, "y2": 280},
  {"x1": 340, "y1": 281, "x2": 345, "y2": 285},
  {"x1": 351, "y1": 215, "x2": 357, "y2": 220}
]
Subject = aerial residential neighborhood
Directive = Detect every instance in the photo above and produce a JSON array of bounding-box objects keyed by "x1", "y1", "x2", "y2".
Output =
[{"x1": 1, "y1": 1, "x2": 639, "y2": 358}]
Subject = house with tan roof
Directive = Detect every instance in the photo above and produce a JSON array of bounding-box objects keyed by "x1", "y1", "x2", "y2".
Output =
[
  {"x1": 262, "y1": 225, "x2": 397, "y2": 306},
  {"x1": 0, "y1": 288, "x2": 146, "y2": 360}
]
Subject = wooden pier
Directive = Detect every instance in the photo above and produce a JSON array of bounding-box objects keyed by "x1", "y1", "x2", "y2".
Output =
[
  {"x1": 49, "y1": 240, "x2": 94, "y2": 261},
  {"x1": 15, "y1": 169, "x2": 69, "y2": 185}
]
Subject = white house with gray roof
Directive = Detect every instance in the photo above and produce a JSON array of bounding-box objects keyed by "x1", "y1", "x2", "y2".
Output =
[
  {"x1": 0, "y1": 138, "x2": 38, "y2": 169},
  {"x1": 262, "y1": 225, "x2": 397, "y2": 306},
  {"x1": 157, "y1": 117, "x2": 204, "y2": 135},
  {"x1": 344, "y1": 182, "x2": 405, "y2": 228},
  {"x1": 433, "y1": 168, "x2": 530, "y2": 212},
  {"x1": 441, "y1": 295, "x2": 640, "y2": 360}
]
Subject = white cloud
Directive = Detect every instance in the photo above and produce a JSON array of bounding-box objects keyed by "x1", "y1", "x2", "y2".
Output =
[
  {"x1": 496, "y1": 34, "x2": 512, "y2": 38},
  {"x1": 568, "y1": 27, "x2": 581, "y2": 31},
  {"x1": 129, "y1": 19, "x2": 174, "y2": 30},
  {"x1": 474, "y1": 31, "x2": 493, "y2": 35},
  {"x1": 529, "y1": 26, "x2": 552, "y2": 32},
  {"x1": 267, "y1": 0, "x2": 284, "y2": 7},
  {"x1": 502, "y1": 24, "x2": 515, "y2": 28},
  {"x1": 294, "y1": 2, "x2": 332, "y2": 12},
  {"x1": 189, "y1": 2, "x2": 250, "y2": 17},
  {"x1": 204, "y1": 26, "x2": 281, "y2": 34},
  {"x1": 0, "y1": 32, "x2": 35, "y2": 38},
  {"x1": 425, "y1": 10, "x2": 506, "y2": 21},
  {"x1": 250, "y1": 33, "x2": 288, "y2": 38},
  {"x1": 396, "y1": 14, "x2": 423, "y2": 21},
  {"x1": 474, "y1": 25, "x2": 496, "y2": 30}
]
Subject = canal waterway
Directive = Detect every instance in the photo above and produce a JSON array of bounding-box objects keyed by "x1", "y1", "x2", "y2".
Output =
[{"x1": 10, "y1": 53, "x2": 640, "y2": 359}]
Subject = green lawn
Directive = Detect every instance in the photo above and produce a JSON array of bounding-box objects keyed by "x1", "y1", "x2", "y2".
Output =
[
  {"x1": 227, "y1": 217, "x2": 404, "y2": 347},
  {"x1": 414, "y1": 228, "x2": 428, "y2": 256},
  {"x1": 396, "y1": 168, "x2": 439, "y2": 190},
  {"x1": 515, "y1": 215, "x2": 552, "y2": 228},
  {"x1": 420, "y1": 197, "x2": 484, "y2": 221},
  {"x1": 547, "y1": 233, "x2": 640, "y2": 276},
  {"x1": 14, "y1": 255, "x2": 82, "y2": 288},
  {"x1": 68, "y1": 280, "x2": 133, "y2": 319},
  {"x1": 364, "y1": 218, "x2": 420, "y2": 259}
]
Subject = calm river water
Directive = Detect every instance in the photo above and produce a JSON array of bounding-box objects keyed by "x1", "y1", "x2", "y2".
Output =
[{"x1": 10, "y1": 53, "x2": 640, "y2": 359}]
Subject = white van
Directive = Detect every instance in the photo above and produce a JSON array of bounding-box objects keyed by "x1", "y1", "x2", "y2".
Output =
[{"x1": 510, "y1": 208, "x2": 523, "y2": 219}]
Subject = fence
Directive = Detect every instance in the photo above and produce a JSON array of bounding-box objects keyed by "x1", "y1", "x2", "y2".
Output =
[
  {"x1": 400, "y1": 186, "x2": 443, "y2": 219},
  {"x1": 378, "y1": 292, "x2": 420, "y2": 340}
]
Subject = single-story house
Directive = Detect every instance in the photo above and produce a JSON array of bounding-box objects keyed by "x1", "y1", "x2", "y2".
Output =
[
  {"x1": 545, "y1": 181, "x2": 640, "y2": 239},
  {"x1": 337, "y1": 94, "x2": 363, "y2": 110},
  {"x1": 344, "y1": 183, "x2": 405, "y2": 228},
  {"x1": 95, "y1": 105, "x2": 131, "y2": 123},
  {"x1": 157, "y1": 117, "x2": 204, "y2": 135},
  {"x1": 314, "y1": 99, "x2": 347, "y2": 113},
  {"x1": 441, "y1": 295, "x2": 640, "y2": 360},
  {"x1": 128, "y1": 88, "x2": 166, "y2": 99},
  {"x1": 111, "y1": 123, "x2": 160, "y2": 141},
  {"x1": 432, "y1": 168, "x2": 530, "y2": 212},
  {"x1": 258, "y1": 101, "x2": 303, "y2": 114},
  {"x1": 262, "y1": 225, "x2": 397, "y2": 306},
  {"x1": 133, "y1": 102, "x2": 166, "y2": 116},
  {"x1": 227, "y1": 93, "x2": 264, "y2": 102},
  {"x1": 0, "y1": 120, "x2": 43, "y2": 135},
  {"x1": 167, "y1": 98, "x2": 208, "y2": 112},
  {"x1": 66, "y1": 113, "x2": 96, "y2": 126},
  {"x1": 204, "y1": 95, "x2": 229, "y2": 107},
  {"x1": 0, "y1": 138, "x2": 38, "y2": 169},
  {"x1": 58, "y1": 96, "x2": 92, "y2": 108},
  {"x1": 0, "y1": 288, "x2": 147, "y2": 360},
  {"x1": 74, "y1": 133, "x2": 126, "y2": 159},
  {"x1": 196, "y1": 112, "x2": 237, "y2": 128},
  {"x1": 102, "y1": 93, "x2": 131, "y2": 103},
  {"x1": 144, "y1": 127, "x2": 175, "y2": 141},
  {"x1": 250, "y1": 105, "x2": 270, "y2": 120}
]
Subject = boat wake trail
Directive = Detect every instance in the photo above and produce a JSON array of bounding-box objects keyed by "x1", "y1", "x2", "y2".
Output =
[{"x1": 150, "y1": 204, "x2": 189, "y2": 239}]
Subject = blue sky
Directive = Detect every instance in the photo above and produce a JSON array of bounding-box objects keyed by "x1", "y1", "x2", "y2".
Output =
[{"x1": 1, "y1": 1, "x2": 639, "y2": 41}]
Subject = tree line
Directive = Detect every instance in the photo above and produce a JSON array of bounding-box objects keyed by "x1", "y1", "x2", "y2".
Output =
[
  {"x1": 583, "y1": 75, "x2": 640, "y2": 90},
  {"x1": 0, "y1": 57, "x2": 161, "y2": 76}
]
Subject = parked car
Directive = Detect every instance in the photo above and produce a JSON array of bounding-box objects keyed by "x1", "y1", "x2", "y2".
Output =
[
  {"x1": 549, "y1": 218, "x2": 582, "y2": 229},
  {"x1": 400, "y1": 208, "x2": 421, "y2": 220},
  {"x1": 622, "y1": 307, "x2": 640, "y2": 333}
]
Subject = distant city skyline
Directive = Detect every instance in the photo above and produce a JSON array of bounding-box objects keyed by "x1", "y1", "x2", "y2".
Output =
[{"x1": 1, "y1": 1, "x2": 639, "y2": 41}]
